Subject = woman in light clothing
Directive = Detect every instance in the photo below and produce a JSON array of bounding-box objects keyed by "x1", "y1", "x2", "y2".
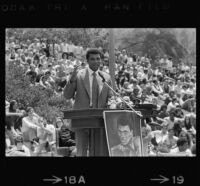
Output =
[{"x1": 21, "y1": 107, "x2": 40, "y2": 143}]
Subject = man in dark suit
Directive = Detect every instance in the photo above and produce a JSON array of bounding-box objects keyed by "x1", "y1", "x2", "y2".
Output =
[
  {"x1": 63, "y1": 48, "x2": 113, "y2": 156},
  {"x1": 111, "y1": 115, "x2": 141, "y2": 156}
]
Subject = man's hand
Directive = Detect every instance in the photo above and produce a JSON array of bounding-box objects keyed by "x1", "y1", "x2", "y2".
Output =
[
  {"x1": 70, "y1": 65, "x2": 82, "y2": 82},
  {"x1": 37, "y1": 122, "x2": 44, "y2": 129},
  {"x1": 38, "y1": 118, "x2": 45, "y2": 128}
]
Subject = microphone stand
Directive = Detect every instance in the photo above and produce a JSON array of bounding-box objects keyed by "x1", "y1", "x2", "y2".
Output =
[{"x1": 98, "y1": 72, "x2": 143, "y2": 118}]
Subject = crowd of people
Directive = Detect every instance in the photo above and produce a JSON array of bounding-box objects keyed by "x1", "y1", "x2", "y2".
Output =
[{"x1": 5, "y1": 35, "x2": 196, "y2": 156}]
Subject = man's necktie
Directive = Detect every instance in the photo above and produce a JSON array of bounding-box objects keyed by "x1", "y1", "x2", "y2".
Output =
[{"x1": 92, "y1": 72, "x2": 99, "y2": 108}]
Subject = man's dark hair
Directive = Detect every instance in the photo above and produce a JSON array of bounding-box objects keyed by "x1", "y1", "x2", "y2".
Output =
[
  {"x1": 48, "y1": 64, "x2": 52, "y2": 68},
  {"x1": 9, "y1": 100, "x2": 17, "y2": 112},
  {"x1": 153, "y1": 79, "x2": 158, "y2": 84},
  {"x1": 33, "y1": 54, "x2": 39, "y2": 61},
  {"x1": 169, "y1": 109, "x2": 176, "y2": 115},
  {"x1": 177, "y1": 137, "x2": 188, "y2": 147},
  {"x1": 45, "y1": 70, "x2": 51, "y2": 75},
  {"x1": 38, "y1": 64, "x2": 43, "y2": 68},
  {"x1": 172, "y1": 98, "x2": 177, "y2": 102},
  {"x1": 117, "y1": 114, "x2": 133, "y2": 130},
  {"x1": 26, "y1": 107, "x2": 33, "y2": 113},
  {"x1": 62, "y1": 52, "x2": 69, "y2": 59},
  {"x1": 86, "y1": 48, "x2": 102, "y2": 61},
  {"x1": 68, "y1": 52, "x2": 74, "y2": 58},
  {"x1": 184, "y1": 117, "x2": 192, "y2": 130},
  {"x1": 26, "y1": 58, "x2": 32, "y2": 65},
  {"x1": 160, "y1": 104, "x2": 167, "y2": 111},
  {"x1": 142, "y1": 78, "x2": 147, "y2": 84}
]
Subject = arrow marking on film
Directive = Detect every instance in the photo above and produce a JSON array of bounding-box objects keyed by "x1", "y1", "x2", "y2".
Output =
[
  {"x1": 150, "y1": 175, "x2": 169, "y2": 184},
  {"x1": 43, "y1": 175, "x2": 62, "y2": 184}
]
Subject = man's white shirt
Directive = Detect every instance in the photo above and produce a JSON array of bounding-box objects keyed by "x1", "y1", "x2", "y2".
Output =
[{"x1": 150, "y1": 130, "x2": 168, "y2": 144}]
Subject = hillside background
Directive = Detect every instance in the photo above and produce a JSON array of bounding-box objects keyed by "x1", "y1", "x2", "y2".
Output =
[{"x1": 6, "y1": 28, "x2": 196, "y2": 65}]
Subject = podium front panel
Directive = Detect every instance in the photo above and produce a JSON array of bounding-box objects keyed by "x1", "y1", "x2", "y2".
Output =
[{"x1": 71, "y1": 118, "x2": 104, "y2": 129}]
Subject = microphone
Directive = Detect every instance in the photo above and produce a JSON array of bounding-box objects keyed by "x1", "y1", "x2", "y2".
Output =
[
  {"x1": 98, "y1": 71, "x2": 106, "y2": 82},
  {"x1": 98, "y1": 71, "x2": 142, "y2": 118}
]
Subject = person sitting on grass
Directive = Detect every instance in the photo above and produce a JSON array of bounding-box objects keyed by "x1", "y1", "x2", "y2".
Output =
[
  {"x1": 34, "y1": 117, "x2": 56, "y2": 156},
  {"x1": 169, "y1": 137, "x2": 193, "y2": 156},
  {"x1": 57, "y1": 123, "x2": 76, "y2": 157},
  {"x1": 21, "y1": 107, "x2": 40, "y2": 143},
  {"x1": 6, "y1": 135, "x2": 31, "y2": 157},
  {"x1": 162, "y1": 128, "x2": 178, "y2": 151}
]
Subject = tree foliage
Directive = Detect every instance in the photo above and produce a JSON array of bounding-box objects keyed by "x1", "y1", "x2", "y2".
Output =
[
  {"x1": 6, "y1": 62, "x2": 72, "y2": 123},
  {"x1": 142, "y1": 30, "x2": 188, "y2": 61},
  {"x1": 6, "y1": 28, "x2": 109, "y2": 49},
  {"x1": 118, "y1": 29, "x2": 189, "y2": 63}
]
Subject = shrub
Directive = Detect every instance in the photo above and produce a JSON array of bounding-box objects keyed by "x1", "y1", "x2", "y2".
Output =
[{"x1": 6, "y1": 61, "x2": 72, "y2": 123}]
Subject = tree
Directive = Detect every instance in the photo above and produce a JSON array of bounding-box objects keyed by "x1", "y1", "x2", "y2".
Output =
[
  {"x1": 115, "y1": 28, "x2": 189, "y2": 63},
  {"x1": 142, "y1": 30, "x2": 188, "y2": 62}
]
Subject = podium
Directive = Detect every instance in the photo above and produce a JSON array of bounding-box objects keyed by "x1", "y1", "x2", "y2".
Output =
[
  {"x1": 63, "y1": 109, "x2": 109, "y2": 156},
  {"x1": 63, "y1": 106, "x2": 157, "y2": 156}
]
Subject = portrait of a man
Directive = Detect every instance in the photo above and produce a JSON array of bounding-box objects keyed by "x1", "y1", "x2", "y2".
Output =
[{"x1": 103, "y1": 110, "x2": 143, "y2": 157}]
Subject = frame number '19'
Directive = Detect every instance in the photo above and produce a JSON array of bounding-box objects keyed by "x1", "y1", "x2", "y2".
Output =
[{"x1": 172, "y1": 176, "x2": 184, "y2": 184}]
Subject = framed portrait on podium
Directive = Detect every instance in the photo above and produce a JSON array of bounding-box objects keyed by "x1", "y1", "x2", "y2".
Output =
[{"x1": 103, "y1": 110, "x2": 143, "y2": 157}]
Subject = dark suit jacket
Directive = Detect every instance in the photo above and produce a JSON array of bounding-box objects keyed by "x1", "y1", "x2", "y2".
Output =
[
  {"x1": 111, "y1": 137, "x2": 141, "y2": 156},
  {"x1": 63, "y1": 67, "x2": 113, "y2": 109},
  {"x1": 111, "y1": 144, "x2": 137, "y2": 156}
]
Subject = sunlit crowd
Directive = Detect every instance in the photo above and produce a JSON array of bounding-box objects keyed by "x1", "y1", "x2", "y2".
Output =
[{"x1": 5, "y1": 36, "x2": 196, "y2": 156}]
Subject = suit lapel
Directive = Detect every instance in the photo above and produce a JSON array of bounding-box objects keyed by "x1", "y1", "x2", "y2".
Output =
[{"x1": 81, "y1": 68, "x2": 90, "y2": 99}]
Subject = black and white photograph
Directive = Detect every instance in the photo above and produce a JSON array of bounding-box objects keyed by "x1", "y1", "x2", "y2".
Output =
[
  {"x1": 103, "y1": 110, "x2": 143, "y2": 157},
  {"x1": 5, "y1": 28, "x2": 196, "y2": 157}
]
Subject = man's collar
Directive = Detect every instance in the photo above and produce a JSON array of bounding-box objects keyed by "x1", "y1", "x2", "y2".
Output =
[
  {"x1": 120, "y1": 137, "x2": 134, "y2": 148},
  {"x1": 87, "y1": 66, "x2": 99, "y2": 76}
]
